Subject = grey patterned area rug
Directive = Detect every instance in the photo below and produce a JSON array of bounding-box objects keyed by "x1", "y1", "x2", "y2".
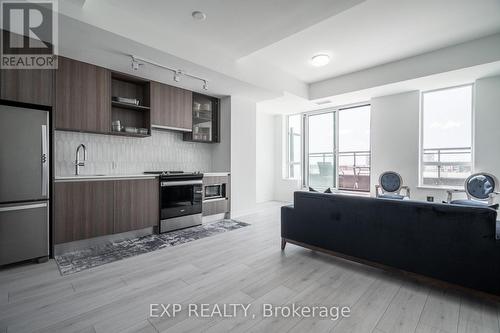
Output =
[{"x1": 55, "y1": 219, "x2": 250, "y2": 276}]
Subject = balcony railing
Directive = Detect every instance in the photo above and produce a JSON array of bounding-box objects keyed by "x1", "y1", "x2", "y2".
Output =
[
  {"x1": 422, "y1": 147, "x2": 471, "y2": 187},
  {"x1": 308, "y1": 150, "x2": 371, "y2": 192}
]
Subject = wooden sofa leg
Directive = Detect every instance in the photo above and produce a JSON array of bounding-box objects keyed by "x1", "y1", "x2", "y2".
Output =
[{"x1": 281, "y1": 238, "x2": 287, "y2": 250}]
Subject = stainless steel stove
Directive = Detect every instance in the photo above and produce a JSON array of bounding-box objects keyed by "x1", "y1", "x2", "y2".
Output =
[{"x1": 144, "y1": 171, "x2": 204, "y2": 233}]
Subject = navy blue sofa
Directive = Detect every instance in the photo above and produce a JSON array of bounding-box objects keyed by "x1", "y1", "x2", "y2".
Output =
[{"x1": 281, "y1": 191, "x2": 499, "y2": 297}]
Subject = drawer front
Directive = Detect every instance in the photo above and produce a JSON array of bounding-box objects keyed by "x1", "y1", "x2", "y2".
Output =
[
  {"x1": 202, "y1": 198, "x2": 229, "y2": 216},
  {"x1": 0, "y1": 202, "x2": 48, "y2": 265}
]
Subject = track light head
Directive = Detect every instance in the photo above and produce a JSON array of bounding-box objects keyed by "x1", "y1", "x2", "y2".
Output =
[
  {"x1": 202, "y1": 80, "x2": 208, "y2": 90},
  {"x1": 131, "y1": 57, "x2": 142, "y2": 71},
  {"x1": 174, "y1": 70, "x2": 182, "y2": 82}
]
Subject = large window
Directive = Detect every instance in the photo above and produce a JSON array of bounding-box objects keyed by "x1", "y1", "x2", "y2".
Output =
[
  {"x1": 304, "y1": 104, "x2": 371, "y2": 192},
  {"x1": 421, "y1": 85, "x2": 473, "y2": 187},
  {"x1": 285, "y1": 114, "x2": 301, "y2": 179}
]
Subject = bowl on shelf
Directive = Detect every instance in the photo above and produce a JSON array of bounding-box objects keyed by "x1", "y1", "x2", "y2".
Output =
[{"x1": 124, "y1": 126, "x2": 138, "y2": 134}]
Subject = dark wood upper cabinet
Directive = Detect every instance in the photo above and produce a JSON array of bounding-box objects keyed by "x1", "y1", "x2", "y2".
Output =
[
  {"x1": 113, "y1": 179, "x2": 159, "y2": 233},
  {"x1": 55, "y1": 56, "x2": 111, "y2": 133},
  {"x1": 0, "y1": 30, "x2": 54, "y2": 106},
  {"x1": 0, "y1": 68, "x2": 54, "y2": 106},
  {"x1": 54, "y1": 181, "x2": 114, "y2": 244},
  {"x1": 150, "y1": 81, "x2": 192, "y2": 131},
  {"x1": 183, "y1": 93, "x2": 220, "y2": 143}
]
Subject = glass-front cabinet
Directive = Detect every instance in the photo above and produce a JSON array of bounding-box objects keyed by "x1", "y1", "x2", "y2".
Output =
[{"x1": 183, "y1": 93, "x2": 220, "y2": 143}]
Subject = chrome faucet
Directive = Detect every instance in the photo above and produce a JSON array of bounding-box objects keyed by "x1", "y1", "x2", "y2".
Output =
[{"x1": 75, "y1": 144, "x2": 87, "y2": 175}]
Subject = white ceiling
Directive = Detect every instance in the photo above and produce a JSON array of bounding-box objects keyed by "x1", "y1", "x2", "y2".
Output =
[
  {"x1": 98, "y1": 0, "x2": 364, "y2": 59},
  {"x1": 252, "y1": 0, "x2": 500, "y2": 83},
  {"x1": 57, "y1": 0, "x2": 500, "y2": 99}
]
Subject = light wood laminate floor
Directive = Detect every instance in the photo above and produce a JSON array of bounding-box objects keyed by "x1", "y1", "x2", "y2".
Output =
[{"x1": 1, "y1": 202, "x2": 499, "y2": 333}]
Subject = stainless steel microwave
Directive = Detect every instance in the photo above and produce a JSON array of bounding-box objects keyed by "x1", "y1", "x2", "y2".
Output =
[{"x1": 204, "y1": 183, "x2": 226, "y2": 200}]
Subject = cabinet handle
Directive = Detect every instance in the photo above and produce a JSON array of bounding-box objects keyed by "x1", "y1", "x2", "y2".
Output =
[{"x1": 0, "y1": 203, "x2": 47, "y2": 212}]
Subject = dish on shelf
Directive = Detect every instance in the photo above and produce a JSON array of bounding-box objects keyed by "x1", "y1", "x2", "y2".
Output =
[
  {"x1": 138, "y1": 128, "x2": 148, "y2": 135},
  {"x1": 112, "y1": 96, "x2": 139, "y2": 106},
  {"x1": 124, "y1": 126, "x2": 138, "y2": 134},
  {"x1": 112, "y1": 120, "x2": 123, "y2": 132}
]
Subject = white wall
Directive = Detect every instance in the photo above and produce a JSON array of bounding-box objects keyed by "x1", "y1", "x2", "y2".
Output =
[
  {"x1": 370, "y1": 91, "x2": 446, "y2": 201},
  {"x1": 211, "y1": 96, "x2": 231, "y2": 172},
  {"x1": 370, "y1": 75, "x2": 500, "y2": 203},
  {"x1": 474, "y1": 76, "x2": 500, "y2": 180},
  {"x1": 230, "y1": 96, "x2": 257, "y2": 216},
  {"x1": 255, "y1": 112, "x2": 275, "y2": 202}
]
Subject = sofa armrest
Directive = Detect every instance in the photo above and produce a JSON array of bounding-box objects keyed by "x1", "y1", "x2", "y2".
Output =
[
  {"x1": 496, "y1": 220, "x2": 500, "y2": 240},
  {"x1": 281, "y1": 204, "x2": 294, "y2": 238}
]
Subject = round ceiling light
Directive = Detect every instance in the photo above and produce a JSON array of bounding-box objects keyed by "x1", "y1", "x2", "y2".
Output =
[
  {"x1": 311, "y1": 54, "x2": 330, "y2": 67},
  {"x1": 192, "y1": 11, "x2": 207, "y2": 21}
]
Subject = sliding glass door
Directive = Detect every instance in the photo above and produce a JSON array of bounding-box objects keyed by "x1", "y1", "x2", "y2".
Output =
[
  {"x1": 304, "y1": 105, "x2": 371, "y2": 192},
  {"x1": 305, "y1": 111, "x2": 336, "y2": 189},
  {"x1": 338, "y1": 105, "x2": 371, "y2": 192}
]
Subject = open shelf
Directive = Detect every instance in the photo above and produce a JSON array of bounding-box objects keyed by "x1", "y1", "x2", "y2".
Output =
[{"x1": 111, "y1": 72, "x2": 151, "y2": 137}]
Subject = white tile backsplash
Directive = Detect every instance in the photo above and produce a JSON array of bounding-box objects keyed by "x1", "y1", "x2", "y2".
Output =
[{"x1": 55, "y1": 130, "x2": 213, "y2": 176}]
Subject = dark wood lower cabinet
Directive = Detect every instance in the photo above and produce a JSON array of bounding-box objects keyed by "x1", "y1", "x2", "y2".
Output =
[
  {"x1": 54, "y1": 181, "x2": 114, "y2": 244},
  {"x1": 113, "y1": 179, "x2": 158, "y2": 233},
  {"x1": 54, "y1": 178, "x2": 159, "y2": 244}
]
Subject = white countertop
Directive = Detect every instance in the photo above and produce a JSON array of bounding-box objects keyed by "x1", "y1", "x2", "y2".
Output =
[
  {"x1": 55, "y1": 172, "x2": 230, "y2": 181},
  {"x1": 54, "y1": 174, "x2": 158, "y2": 182},
  {"x1": 203, "y1": 172, "x2": 230, "y2": 177}
]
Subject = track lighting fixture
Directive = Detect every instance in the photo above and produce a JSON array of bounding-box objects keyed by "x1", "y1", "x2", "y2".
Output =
[
  {"x1": 131, "y1": 59, "x2": 141, "y2": 70},
  {"x1": 129, "y1": 55, "x2": 209, "y2": 91},
  {"x1": 174, "y1": 70, "x2": 182, "y2": 82}
]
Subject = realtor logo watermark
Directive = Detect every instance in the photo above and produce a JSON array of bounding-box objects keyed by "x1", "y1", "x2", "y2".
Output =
[{"x1": 1, "y1": 0, "x2": 57, "y2": 69}]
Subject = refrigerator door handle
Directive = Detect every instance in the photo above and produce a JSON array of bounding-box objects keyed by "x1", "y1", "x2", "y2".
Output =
[
  {"x1": 0, "y1": 202, "x2": 48, "y2": 212},
  {"x1": 41, "y1": 125, "x2": 48, "y2": 197}
]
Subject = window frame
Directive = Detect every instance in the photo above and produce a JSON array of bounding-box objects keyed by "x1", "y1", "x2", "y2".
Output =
[
  {"x1": 284, "y1": 113, "x2": 302, "y2": 180},
  {"x1": 300, "y1": 102, "x2": 371, "y2": 191},
  {"x1": 418, "y1": 83, "x2": 475, "y2": 189}
]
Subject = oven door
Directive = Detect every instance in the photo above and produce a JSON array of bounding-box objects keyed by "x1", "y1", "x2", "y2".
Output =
[{"x1": 160, "y1": 180, "x2": 202, "y2": 219}]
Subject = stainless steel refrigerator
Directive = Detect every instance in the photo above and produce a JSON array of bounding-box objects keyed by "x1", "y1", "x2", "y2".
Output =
[{"x1": 0, "y1": 103, "x2": 49, "y2": 265}]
